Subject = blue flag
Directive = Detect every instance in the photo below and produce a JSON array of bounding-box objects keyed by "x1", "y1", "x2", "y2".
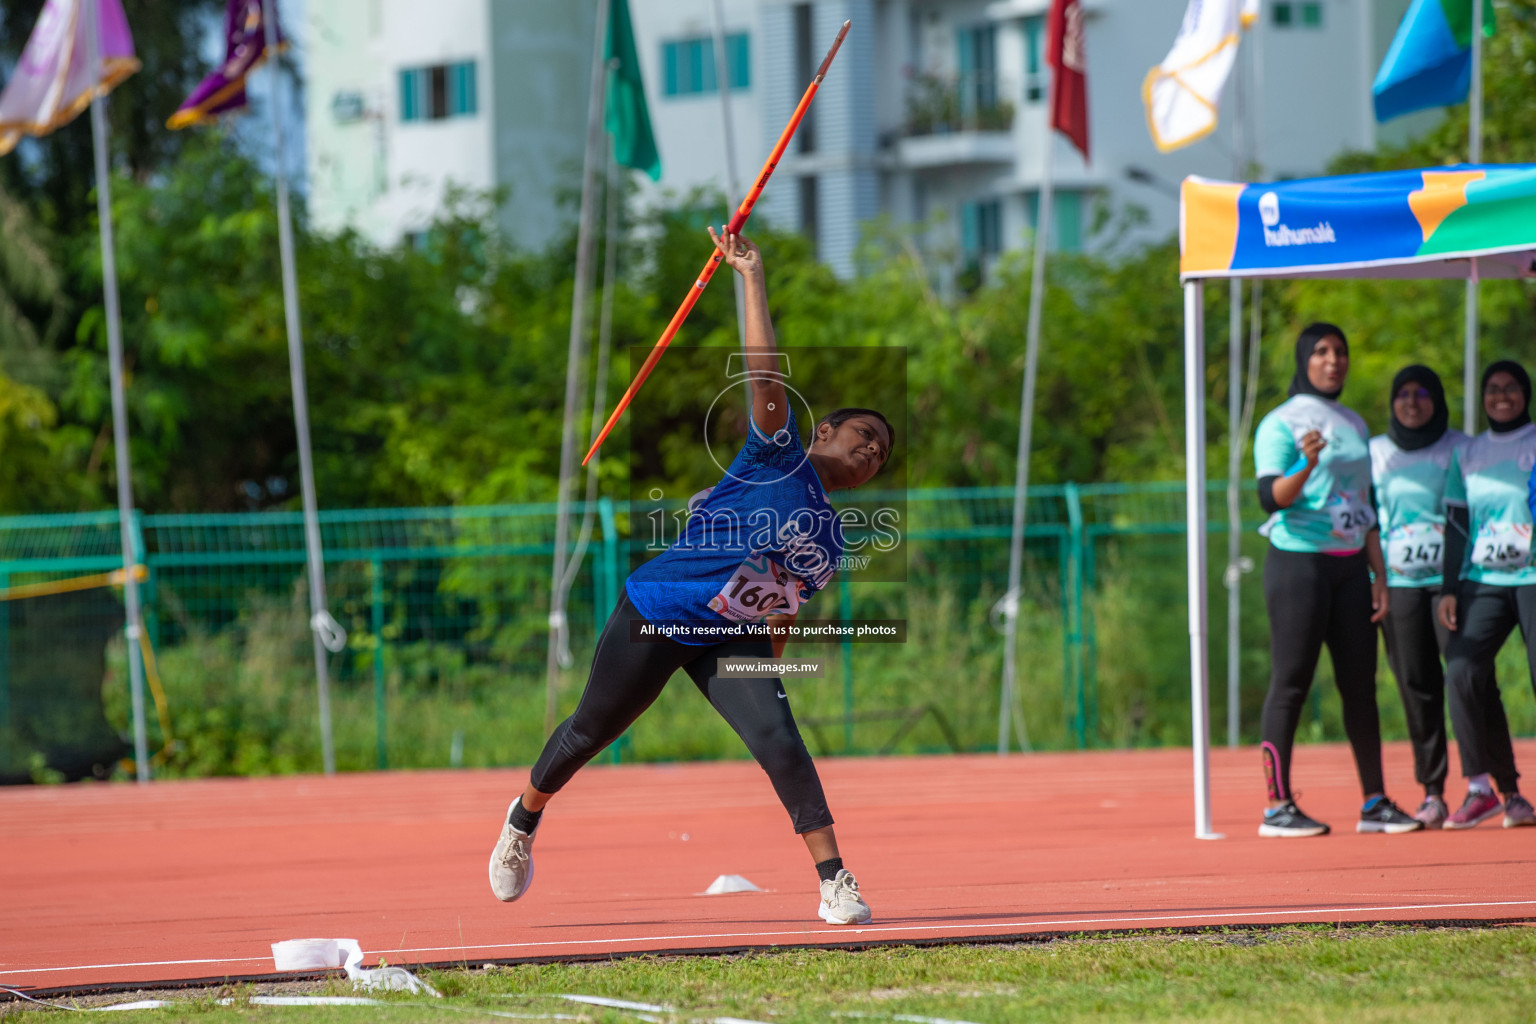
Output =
[{"x1": 1373, "y1": 0, "x2": 1495, "y2": 123}]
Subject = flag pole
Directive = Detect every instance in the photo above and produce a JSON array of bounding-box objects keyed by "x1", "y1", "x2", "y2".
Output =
[
  {"x1": 263, "y1": 0, "x2": 343, "y2": 775},
  {"x1": 1464, "y1": 0, "x2": 1484, "y2": 435},
  {"x1": 997, "y1": 61, "x2": 1060, "y2": 755},
  {"x1": 708, "y1": 0, "x2": 748, "y2": 352},
  {"x1": 546, "y1": 0, "x2": 613, "y2": 734},
  {"x1": 86, "y1": 4, "x2": 150, "y2": 784}
]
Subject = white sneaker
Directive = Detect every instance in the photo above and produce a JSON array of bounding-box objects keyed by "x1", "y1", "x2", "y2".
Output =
[
  {"x1": 488, "y1": 801, "x2": 536, "y2": 902},
  {"x1": 817, "y1": 868, "x2": 872, "y2": 925}
]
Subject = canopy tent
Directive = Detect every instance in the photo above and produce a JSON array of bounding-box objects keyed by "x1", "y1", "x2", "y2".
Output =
[{"x1": 1177, "y1": 163, "x2": 1536, "y2": 838}]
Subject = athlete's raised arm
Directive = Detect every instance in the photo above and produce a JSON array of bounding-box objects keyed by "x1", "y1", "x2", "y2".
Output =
[{"x1": 709, "y1": 226, "x2": 786, "y2": 435}]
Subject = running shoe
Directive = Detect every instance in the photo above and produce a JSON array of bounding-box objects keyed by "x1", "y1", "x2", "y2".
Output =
[
  {"x1": 1356, "y1": 797, "x2": 1424, "y2": 834},
  {"x1": 1503, "y1": 794, "x2": 1536, "y2": 829},
  {"x1": 1443, "y1": 790, "x2": 1503, "y2": 830},
  {"x1": 818, "y1": 868, "x2": 873, "y2": 925},
  {"x1": 488, "y1": 801, "x2": 537, "y2": 902},
  {"x1": 1412, "y1": 795, "x2": 1448, "y2": 830},
  {"x1": 1258, "y1": 801, "x2": 1330, "y2": 838}
]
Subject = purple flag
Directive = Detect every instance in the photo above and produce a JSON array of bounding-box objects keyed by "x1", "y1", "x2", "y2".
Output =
[
  {"x1": 167, "y1": 0, "x2": 283, "y2": 130},
  {"x1": 0, "y1": 0, "x2": 138, "y2": 156}
]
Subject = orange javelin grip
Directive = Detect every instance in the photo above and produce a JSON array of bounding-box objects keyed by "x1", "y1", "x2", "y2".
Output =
[{"x1": 581, "y1": 20, "x2": 851, "y2": 466}]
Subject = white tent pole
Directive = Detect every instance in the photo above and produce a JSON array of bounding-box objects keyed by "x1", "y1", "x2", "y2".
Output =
[
  {"x1": 997, "y1": 66, "x2": 1058, "y2": 755},
  {"x1": 264, "y1": 0, "x2": 341, "y2": 775},
  {"x1": 1185, "y1": 280, "x2": 1221, "y2": 840},
  {"x1": 1464, "y1": 0, "x2": 1484, "y2": 434},
  {"x1": 546, "y1": 0, "x2": 612, "y2": 734},
  {"x1": 1226, "y1": 279, "x2": 1242, "y2": 750},
  {"x1": 708, "y1": 0, "x2": 748, "y2": 351},
  {"x1": 87, "y1": 6, "x2": 150, "y2": 784},
  {"x1": 1225, "y1": 32, "x2": 1248, "y2": 752}
]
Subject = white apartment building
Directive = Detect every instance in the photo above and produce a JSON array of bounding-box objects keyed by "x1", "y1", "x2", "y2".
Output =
[
  {"x1": 304, "y1": 0, "x2": 594, "y2": 250},
  {"x1": 306, "y1": 0, "x2": 1434, "y2": 273}
]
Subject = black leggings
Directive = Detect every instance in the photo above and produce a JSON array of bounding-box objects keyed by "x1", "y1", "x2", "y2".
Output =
[
  {"x1": 1444, "y1": 580, "x2": 1531, "y2": 795},
  {"x1": 1381, "y1": 586, "x2": 1451, "y2": 796},
  {"x1": 1260, "y1": 546, "x2": 1384, "y2": 801},
  {"x1": 530, "y1": 592, "x2": 833, "y2": 833}
]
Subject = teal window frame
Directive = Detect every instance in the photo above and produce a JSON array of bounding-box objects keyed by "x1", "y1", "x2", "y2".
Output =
[
  {"x1": 1023, "y1": 16, "x2": 1045, "y2": 102},
  {"x1": 662, "y1": 33, "x2": 751, "y2": 97},
  {"x1": 1025, "y1": 190, "x2": 1083, "y2": 253},
  {"x1": 961, "y1": 198, "x2": 1002, "y2": 258},
  {"x1": 399, "y1": 60, "x2": 477, "y2": 122}
]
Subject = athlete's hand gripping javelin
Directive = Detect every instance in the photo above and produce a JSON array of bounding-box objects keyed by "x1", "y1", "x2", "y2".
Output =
[{"x1": 708, "y1": 225, "x2": 789, "y2": 437}]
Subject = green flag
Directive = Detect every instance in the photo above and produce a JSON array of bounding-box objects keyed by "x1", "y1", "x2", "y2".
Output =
[{"x1": 605, "y1": 0, "x2": 661, "y2": 181}]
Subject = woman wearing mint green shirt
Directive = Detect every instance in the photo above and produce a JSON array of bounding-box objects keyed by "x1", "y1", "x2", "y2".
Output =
[
  {"x1": 1436, "y1": 360, "x2": 1536, "y2": 830},
  {"x1": 1369, "y1": 365, "x2": 1467, "y2": 829},
  {"x1": 1252, "y1": 323, "x2": 1420, "y2": 838}
]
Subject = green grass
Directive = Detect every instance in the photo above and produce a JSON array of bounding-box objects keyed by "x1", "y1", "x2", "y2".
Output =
[{"x1": 13, "y1": 926, "x2": 1536, "y2": 1023}]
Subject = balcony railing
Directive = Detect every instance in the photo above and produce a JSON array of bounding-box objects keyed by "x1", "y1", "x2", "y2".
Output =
[{"x1": 905, "y1": 72, "x2": 1016, "y2": 137}]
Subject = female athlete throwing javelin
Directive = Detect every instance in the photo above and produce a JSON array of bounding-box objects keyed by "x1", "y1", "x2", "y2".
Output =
[{"x1": 489, "y1": 227, "x2": 894, "y2": 925}]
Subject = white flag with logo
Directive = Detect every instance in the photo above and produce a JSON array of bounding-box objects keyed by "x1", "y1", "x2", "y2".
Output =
[{"x1": 1142, "y1": 0, "x2": 1259, "y2": 153}]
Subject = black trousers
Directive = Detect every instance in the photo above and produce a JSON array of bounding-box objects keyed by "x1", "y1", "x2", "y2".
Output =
[
  {"x1": 1260, "y1": 546, "x2": 1384, "y2": 801},
  {"x1": 530, "y1": 592, "x2": 834, "y2": 833},
  {"x1": 1381, "y1": 586, "x2": 1451, "y2": 796},
  {"x1": 1444, "y1": 580, "x2": 1532, "y2": 795}
]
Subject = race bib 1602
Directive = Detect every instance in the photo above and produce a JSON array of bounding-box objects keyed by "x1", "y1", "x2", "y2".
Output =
[{"x1": 708, "y1": 554, "x2": 806, "y2": 623}]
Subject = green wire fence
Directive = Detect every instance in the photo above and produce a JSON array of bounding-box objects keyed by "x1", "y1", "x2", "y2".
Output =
[{"x1": 2, "y1": 483, "x2": 1287, "y2": 780}]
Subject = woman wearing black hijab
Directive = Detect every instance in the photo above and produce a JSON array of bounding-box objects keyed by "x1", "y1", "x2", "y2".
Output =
[
  {"x1": 1369, "y1": 366, "x2": 1467, "y2": 828},
  {"x1": 1435, "y1": 360, "x2": 1536, "y2": 829},
  {"x1": 1251, "y1": 323, "x2": 1420, "y2": 837}
]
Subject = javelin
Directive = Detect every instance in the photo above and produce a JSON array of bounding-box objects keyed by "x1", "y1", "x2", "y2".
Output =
[{"x1": 581, "y1": 20, "x2": 851, "y2": 466}]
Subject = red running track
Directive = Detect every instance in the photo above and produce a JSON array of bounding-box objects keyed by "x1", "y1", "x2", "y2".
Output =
[{"x1": 3, "y1": 741, "x2": 1534, "y2": 993}]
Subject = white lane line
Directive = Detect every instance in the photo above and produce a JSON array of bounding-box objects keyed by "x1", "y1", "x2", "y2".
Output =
[
  {"x1": 0, "y1": 956, "x2": 269, "y2": 979},
  {"x1": 558, "y1": 994, "x2": 672, "y2": 1012},
  {"x1": 5, "y1": 898, "x2": 1533, "y2": 981},
  {"x1": 376, "y1": 898, "x2": 1536, "y2": 958}
]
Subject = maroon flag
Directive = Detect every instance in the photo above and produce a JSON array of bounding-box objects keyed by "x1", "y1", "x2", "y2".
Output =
[
  {"x1": 167, "y1": 0, "x2": 281, "y2": 129},
  {"x1": 1047, "y1": 0, "x2": 1089, "y2": 160}
]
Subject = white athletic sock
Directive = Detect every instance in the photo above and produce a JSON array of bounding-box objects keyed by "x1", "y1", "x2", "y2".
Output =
[{"x1": 1468, "y1": 774, "x2": 1494, "y2": 795}]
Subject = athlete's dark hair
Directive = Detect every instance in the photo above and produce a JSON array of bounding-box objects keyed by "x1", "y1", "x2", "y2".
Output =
[{"x1": 817, "y1": 407, "x2": 895, "y2": 456}]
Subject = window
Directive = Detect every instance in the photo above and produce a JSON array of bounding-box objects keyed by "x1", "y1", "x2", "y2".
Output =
[
  {"x1": 661, "y1": 33, "x2": 751, "y2": 97},
  {"x1": 399, "y1": 60, "x2": 477, "y2": 122},
  {"x1": 1272, "y1": 2, "x2": 1323, "y2": 28},
  {"x1": 961, "y1": 199, "x2": 1002, "y2": 259},
  {"x1": 799, "y1": 174, "x2": 818, "y2": 251},
  {"x1": 794, "y1": 4, "x2": 815, "y2": 152},
  {"x1": 1055, "y1": 191, "x2": 1081, "y2": 252},
  {"x1": 1025, "y1": 190, "x2": 1081, "y2": 252},
  {"x1": 1023, "y1": 16, "x2": 1045, "y2": 103},
  {"x1": 957, "y1": 24, "x2": 998, "y2": 115}
]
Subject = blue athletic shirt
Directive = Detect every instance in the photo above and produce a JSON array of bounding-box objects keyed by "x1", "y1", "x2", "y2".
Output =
[
  {"x1": 625, "y1": 407, "x2": 843, "y2": 645},
  {"x1": 1444, "y1": 422, "x2": 1536, "y2": 587},
  {"x1": 1369, "y1": 429, "x2": 1468, "y2": 587},
  {"x1": 1254, "y1": 394, "x2": 1376, "y2": 555}
]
